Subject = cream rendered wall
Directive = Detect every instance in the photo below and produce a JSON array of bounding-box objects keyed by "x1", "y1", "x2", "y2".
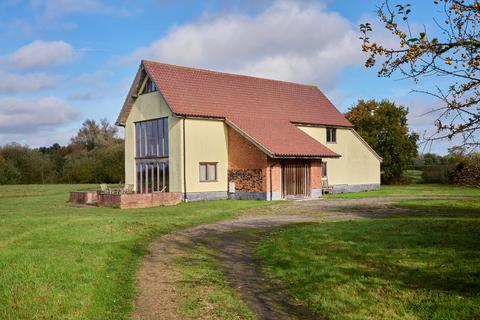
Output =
[
  {"x1": 124, "y1": 92, "x2": 183, "y2": 192},
  {"x1": 298, "y1": 126, "x2": 381, "y2": 185},
  {"x1": 184, "y1": 118, "x2": 229, "y2": 193}
]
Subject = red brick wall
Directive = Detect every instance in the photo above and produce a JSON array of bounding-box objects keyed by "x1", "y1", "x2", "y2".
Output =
[
  {"x1": 227, "y1": 126, "x2": 322, "y2": 197},
  {"x1": 98, "y1": 194, "x2": 121, "y2": 207},
  {"x1": 311, "y1": 160, "x2": 322, "y2": 189},
  {"x1": 69, "y1": 191, "x2": 98, "y2": 204},
  {"x1": 264, "y1": 160, "x2": 282, "y2": 193},
  {"x1": 228, "y1": 126, "x2": 269, "y2": 192},
  {"x1": 70, "y1": 191, "x2": 182, "y2": 208},
  {"x1": 228, "y1": 127, "x2": 268, "y2": 169},
  {"x1": 120, "y1": 192, "x2": 182, "y2": 209}
]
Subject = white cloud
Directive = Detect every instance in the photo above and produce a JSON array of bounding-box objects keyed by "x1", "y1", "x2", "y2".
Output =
[
  {"x1": 5, "y1": 40, "x2": 76, "y2": 70},
  {"x1": 0, "y1": 97, "x2": 80, "y2": 134},
  {"x1": 0, "y1": 71, "x2": 57, "y2": 93},
  {"x1": 129, "y1": 1, "x2": 363, "y2": 89}
]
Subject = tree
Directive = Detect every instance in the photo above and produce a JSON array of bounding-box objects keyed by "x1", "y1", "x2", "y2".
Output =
[
  {"x1": 360, "y1": 0, "x2": 480, "y2": 150},
  {"x1": 65, "y1": 118, "x2": 124, "y2": 183},
  {"x1": 0, "y1": 118, "x2": 125, "y2": 185},
  {"x1": 63, "y1": 143, "x2": 124, "y2": 184},
  {"x1": 0, "y1": 144, "x2": 54, "y2": 184},
  {"x1": 0, "y1": 154, "x2": 20, "y2": 184},
  {"x1": 346, "y1": 99, "x2": 419, "y2": 183},
  {"x1": 71, "y1": 118, "x2": 119, "y2": 151},
  {"x1": 38, "y1": 143, "x2": 70, "y2": 182}
]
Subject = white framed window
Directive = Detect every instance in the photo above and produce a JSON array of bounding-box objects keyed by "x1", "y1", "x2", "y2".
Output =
[{"x1": 199, "y1": 162, "x2": 217, "y2": 182}]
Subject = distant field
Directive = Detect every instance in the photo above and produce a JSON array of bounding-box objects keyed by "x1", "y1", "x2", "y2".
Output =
[
  {"x1": 257, "y1": 194, "x2": 480, "y2": 319},
  {"x1": 0, "y1": 185, "x2": 270, "y2": 320},
  {"x1": 404, "y1": 169, "x2": 423, "y2": 183},
  {"x1": 325, "y1": 183, "x2": 480, "y2": 199}
]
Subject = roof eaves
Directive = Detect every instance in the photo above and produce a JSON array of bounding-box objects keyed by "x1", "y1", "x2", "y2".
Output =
[
  {"x1": 116, "y1": 63, "x2": 145, "y2": 127},
  {"x1": 271, "y1": 153, "x2": 341, "y2": 159},
  {"x1": 174, "y1": 113, "x2": 226, "y2": 120},
  {"x1": 291, "y1": 121, "x2": 353, "y2": 128}
]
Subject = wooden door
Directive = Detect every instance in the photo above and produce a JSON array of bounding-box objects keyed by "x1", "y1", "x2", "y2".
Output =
[{"x1": 281, "y1": 161, "x2": 311, "y2": 198}]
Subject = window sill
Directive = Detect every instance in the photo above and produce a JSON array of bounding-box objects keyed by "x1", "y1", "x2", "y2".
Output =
[{"x1": 199, "y1": 180, "x2": 218, "y2": 183}]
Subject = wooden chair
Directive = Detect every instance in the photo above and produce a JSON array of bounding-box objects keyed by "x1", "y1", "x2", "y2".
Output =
[
  {"x1": 99, "y1": 183, "x2": 109, "y2": 195},
  {"x1": 321, "y1": 177, "x2": 334, "y2": 194},
  {"x1": 122, "y1": 184, "x2": 134, "y2": 194}
]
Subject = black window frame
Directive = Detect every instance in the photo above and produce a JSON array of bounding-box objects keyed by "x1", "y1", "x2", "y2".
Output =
[
  {"x1": 326, "y1": 127, "x2": 337, "y2": 143},
  {"x1": 141, "y1": 77, "x2": 157, "y2": 95},
  {"x1": 322, "y1": 162, "x2": 327, "y2": 177},
  {"x1": 135, "y1": 117, "x2": 169, "y2": 193}
]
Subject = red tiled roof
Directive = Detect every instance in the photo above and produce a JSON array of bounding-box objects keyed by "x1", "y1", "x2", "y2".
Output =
[{"x1": 119, "y1": 60, "x2": 353, "y2": 158}]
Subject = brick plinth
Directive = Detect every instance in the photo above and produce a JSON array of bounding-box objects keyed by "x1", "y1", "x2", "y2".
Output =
[
  {"x1": 69, "y1": 191, "x2": 98, "y2": 204},
  {"x1": 119, "y1": 192, "x2": 182, "y2": 209},
  {"x1": 69, "y1": 191, "x2": 182, "y2": 208}
]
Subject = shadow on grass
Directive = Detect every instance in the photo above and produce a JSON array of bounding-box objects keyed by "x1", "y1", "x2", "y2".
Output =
[
  {"x1": 171, "y1": 228, "x2": 322, "y2": 320},
  {"x1": 315, "y1": 198, "x2": 480, "y2": 220},
  {"x1": 256, "y1": 212, "x2": 480, "y2": 319}
]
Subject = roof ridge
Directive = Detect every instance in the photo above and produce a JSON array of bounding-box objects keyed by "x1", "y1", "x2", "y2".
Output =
[{"x1": 141, "y1": 59, "x2": 318, "y2": 89}]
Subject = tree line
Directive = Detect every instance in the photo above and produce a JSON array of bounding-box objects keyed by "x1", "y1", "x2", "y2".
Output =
[
  {"x1": 0, "y1": 119, "x2": 124, "y2": 184},
  {"x1": 1, "y1": 100, "x2": 478, "y2": 186}
]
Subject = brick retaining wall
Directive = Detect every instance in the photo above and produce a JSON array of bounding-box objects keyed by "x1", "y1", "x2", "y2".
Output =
[
  {"x1": 69, "y1": 191, "x2": 98, "y2": 204},
  {"x1": 70, "y1": 191, "x2": 182, "y2": 209},
  {"x1": 119, "y1": 192, "x2": 182, "y2": 209}
]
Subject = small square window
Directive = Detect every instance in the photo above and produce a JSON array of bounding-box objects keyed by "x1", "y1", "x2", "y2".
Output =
[
  {"x1": 326, "y1": 127, "x2": 337, "y2": 143},
  {"x1": 199, "y1": 162, "x2": 217, "y2": 182}
]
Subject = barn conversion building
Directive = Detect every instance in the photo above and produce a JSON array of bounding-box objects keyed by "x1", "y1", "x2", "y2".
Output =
[{"x1": 116, "y1": 60, "x2": 381, "y2": 201}]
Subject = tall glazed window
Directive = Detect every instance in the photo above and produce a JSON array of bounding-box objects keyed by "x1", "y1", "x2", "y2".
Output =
[{"x1": 135, "y1": 117, "x2": 169, "y2": 193}]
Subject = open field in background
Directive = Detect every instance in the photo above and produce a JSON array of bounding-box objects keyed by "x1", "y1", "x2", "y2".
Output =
[
  {"x1": 324, "y1": 184, "x2": 480, "y2": 199},
  {"x1": 404, "y1": 169, "x2": 423, "y2": 184},
  {"x1": 0, "y1": 185, "x2": 270, "y2": 320}
]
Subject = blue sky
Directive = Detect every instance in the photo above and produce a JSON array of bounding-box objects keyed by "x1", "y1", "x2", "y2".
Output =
[{"x1": 0, "y1": 0, "x2": 461, "y2": 154}]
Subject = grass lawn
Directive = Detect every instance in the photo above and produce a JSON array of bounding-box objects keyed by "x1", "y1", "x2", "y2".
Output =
[
  {"x1": 257, "y1": 198, "x2": 480, "y2": 319},
  {"x1": 0, "y1": 184, "x2": 270, "y2": 320},
  {"x1": 176, "y1": 244, "x2": 256, "y2": 320},
  {"x1": 404, "y1": 170, "x2": 423, "y2": 184},
  {"x1": 324, "y1": 183, "x2": 480, "y2": 199}
]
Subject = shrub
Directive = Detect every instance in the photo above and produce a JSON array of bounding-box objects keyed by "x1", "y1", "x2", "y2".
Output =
[
  {"x1": 451, "y1": 154, "x2": 480, "y2": 187},
  {"x1": 421, "y1": 164, "x2": 456, "y2": 184}
]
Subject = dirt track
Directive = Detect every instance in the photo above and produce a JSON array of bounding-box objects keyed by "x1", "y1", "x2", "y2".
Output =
[{"x1": 132, "y1": 196, "x2": 463, "y2": 320}]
